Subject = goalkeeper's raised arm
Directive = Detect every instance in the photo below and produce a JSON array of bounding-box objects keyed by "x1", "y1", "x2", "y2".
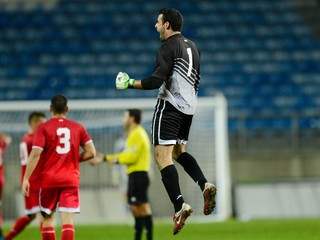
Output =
[{"x1": 116, "y1": 72, "x2": 164, "y2": 90}]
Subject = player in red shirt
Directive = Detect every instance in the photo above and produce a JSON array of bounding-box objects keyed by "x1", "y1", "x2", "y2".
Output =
[
  {"x1": 22, "y1": 94, "x2": 96, "y2": 240},
  {"x1": 0, "y1": 132, "x2": 11, "y2": 240},
  {"x1": 5, "y1": 112, "x2": 46, "y2": 240}
]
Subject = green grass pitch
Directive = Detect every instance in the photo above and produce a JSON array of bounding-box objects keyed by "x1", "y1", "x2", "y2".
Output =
[{"x1": 4, "y1": 218, "x2": 319, "y2": 240}]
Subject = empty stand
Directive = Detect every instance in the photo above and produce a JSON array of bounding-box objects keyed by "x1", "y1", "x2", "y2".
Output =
[{"x1": 0, "y1": 0, "x2": 319, "y2": 130}]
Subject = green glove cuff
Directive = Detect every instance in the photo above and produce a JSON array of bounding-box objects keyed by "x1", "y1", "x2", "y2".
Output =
[{"x1": 128, "y1": 79, "x2": 135, "y2": 89}]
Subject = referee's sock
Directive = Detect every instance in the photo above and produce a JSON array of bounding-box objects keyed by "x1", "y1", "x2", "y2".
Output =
[
  {"x1": 161, "y1": 165, "x2": 184, "y2": 212},
  {"x1": 134, "y1": 217, "x2": 144, "y2": 240},
  {"x1": 144, "y1": 215, "x2": 153, "y2": 240},
  {"x1": 176, "y1": 152, "x2": 207, "y2": 191}
]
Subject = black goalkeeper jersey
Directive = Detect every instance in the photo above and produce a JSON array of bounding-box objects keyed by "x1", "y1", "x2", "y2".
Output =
[{"x1": 151, "y1": 34, "x2": 200, "y2": 115}]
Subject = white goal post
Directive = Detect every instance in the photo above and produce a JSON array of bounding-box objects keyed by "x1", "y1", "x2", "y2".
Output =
[{"x1": 0, "y1": 94, "x2": 231, "y2": 223}]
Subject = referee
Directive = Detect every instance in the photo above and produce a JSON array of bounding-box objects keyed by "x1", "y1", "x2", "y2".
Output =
[
  {"x1": 115, "y1": 8, "x2": 216, "y2": 235},
  {"x1": 90, "y1": 109, "x2": 153, "y2": 240}
]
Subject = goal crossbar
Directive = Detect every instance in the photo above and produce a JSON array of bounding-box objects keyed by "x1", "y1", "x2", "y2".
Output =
[{"x1": 0, "y1": 94, "x2": 232, "y2": 222}]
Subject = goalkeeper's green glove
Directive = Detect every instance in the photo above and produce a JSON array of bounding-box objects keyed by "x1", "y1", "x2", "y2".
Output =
[{"x1": 116, "y1": 72, "x2": 135, "y2": 90}]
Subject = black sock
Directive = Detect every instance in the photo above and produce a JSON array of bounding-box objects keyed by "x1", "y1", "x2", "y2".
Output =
[
  {"x1": 134, "y1": 217, "x2": 144, "y2": 240},
  {"x1": 176, "y1": 152, "x2": 207, "y2": 191},
  {"x1": 161, "y1": 165, "x2": 184, "y2": 212},
  {"x1": 144, "y1": 215, "x2": 153, "y2": 240}
]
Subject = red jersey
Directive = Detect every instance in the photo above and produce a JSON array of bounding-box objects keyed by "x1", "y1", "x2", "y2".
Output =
[
  {"x1": 20, "y1": 132, "x2": 41, "y2": 189},
  {"x1": 32, "y1": 117, "x2": 92, "y2": 188},
  {"x1": 0, "y1": 138, "x2": 10, "y2": 176}
]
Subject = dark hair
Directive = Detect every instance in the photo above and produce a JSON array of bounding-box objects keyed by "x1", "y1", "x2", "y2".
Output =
[
  {"x1": 51, "y1": 94, "x2": 68, "y2": 114},
  {"x1": 159, "y1": 8, "x2": 183, "y2": 32},
  {"x1": 127, "y1": 109, "x2": 142, "y2": 124},
  {"x1": 28, "y1": 111, "x2": 46, "y2": 125}
]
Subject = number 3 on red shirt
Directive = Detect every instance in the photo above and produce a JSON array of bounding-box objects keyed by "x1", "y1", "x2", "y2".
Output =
[{"x1": 56, "y1": 127, "x2": 71, "y2": 154}]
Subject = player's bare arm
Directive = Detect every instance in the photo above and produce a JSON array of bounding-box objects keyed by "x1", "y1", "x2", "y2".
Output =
[
  {"x1": 0, "y1": 132, "x2": 12, "y2": 145},
  {"x1": 79, "y1": 141, "x2": 96, "y2": 162},
  {"x1": 22, "y1": 148, "x2": 42, "y2": 196},
  {"x1": 105, "y1": 156, "x2": 119, "y2": 165},
  {"x1": 88, "y1": 152, "x2": 105, "y2": 166},
  {"x1": 89, "y1": 152, "x2": 119, "y2": 166}
]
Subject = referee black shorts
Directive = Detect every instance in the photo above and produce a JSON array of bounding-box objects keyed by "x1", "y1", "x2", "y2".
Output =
[
  {"x1": 127, "y1": 171, "x2": 150, "y2": 205},
  {"x1": 151, "y1": 99, "x2": 193, "y2": 146}
]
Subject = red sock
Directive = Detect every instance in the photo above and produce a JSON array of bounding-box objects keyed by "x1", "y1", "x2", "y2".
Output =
[
  {"x1": 5, "y1": 216, "x2": 32, "y2": 240},
  {"x1": 40, "y1": 221, "x2": 43, "y2": 231},
  {"x1": 42, "y1": 226, "x2": 56, "y2": 240},
  {"x1": 61, "y1": 224, "x2": 75, "y2": 240}
]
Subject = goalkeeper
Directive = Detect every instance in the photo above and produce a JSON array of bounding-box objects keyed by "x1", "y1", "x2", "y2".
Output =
[
  {"x1": 90, "y1": 109, "x2": 153, "y2": 240},
  {"x1": 115, "y1": 8, "x2": 216, "y2": 235}
]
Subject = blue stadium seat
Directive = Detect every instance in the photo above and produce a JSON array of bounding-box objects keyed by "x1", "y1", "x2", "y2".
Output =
[{"x1": 0, "y1": 0, "x2": 319, "y2": 131}]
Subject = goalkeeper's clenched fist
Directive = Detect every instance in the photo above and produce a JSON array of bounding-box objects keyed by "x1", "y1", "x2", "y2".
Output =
[
  {"x1": 115, "y1": 72, "x2": 164, "y2": 90},
  {"x1": 116, "y1": 72, "x2": 135, "y2": 90}
]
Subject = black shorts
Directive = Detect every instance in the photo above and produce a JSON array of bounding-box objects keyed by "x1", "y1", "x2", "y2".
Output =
[
  {"x1": 151, "y1": 99, "x2": 193, "y2": 146},
  {"x1": 127, "y1": 171, "x2": 149, "y2": 205}
]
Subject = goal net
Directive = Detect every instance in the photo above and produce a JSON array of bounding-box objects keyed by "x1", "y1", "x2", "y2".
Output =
[{"x1": 0, "y1": 94, "x2": 231, "y2": 223}]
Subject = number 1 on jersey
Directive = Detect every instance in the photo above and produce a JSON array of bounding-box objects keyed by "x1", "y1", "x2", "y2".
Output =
[
  {"x1": 56, "y1": 127, "x2": 71, "y2": 154},
  {"x1": 186, "y1": 47, "x2": 193, "y2": 77}
]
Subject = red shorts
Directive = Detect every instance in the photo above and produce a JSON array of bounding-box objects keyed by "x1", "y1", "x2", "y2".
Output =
[
  {"x1": 40, "y1": 187, "x2": 80, "y2": 215},
  {"x1": 24, "y1": 188, "x2": 40, "y2": 215}
]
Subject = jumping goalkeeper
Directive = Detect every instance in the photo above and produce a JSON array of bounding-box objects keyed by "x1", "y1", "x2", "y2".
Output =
[{"x1": 114, "y1": 8, "x2": 217, "y2": 235}]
